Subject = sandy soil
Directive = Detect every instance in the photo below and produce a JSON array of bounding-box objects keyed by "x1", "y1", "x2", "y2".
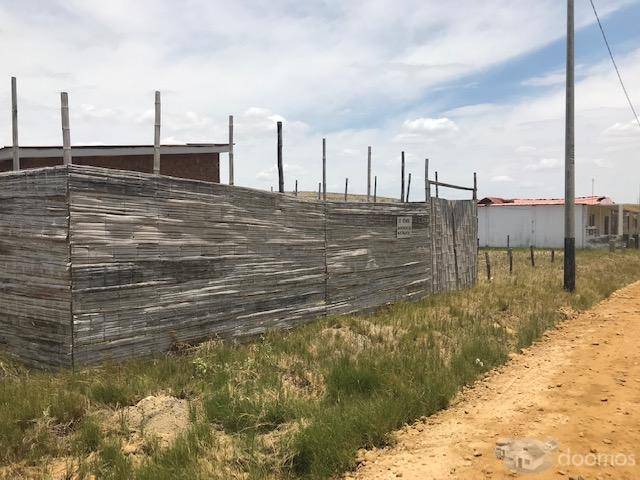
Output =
[{"x1": 350, "y1": 281, "x2": 640, "y2": 480}]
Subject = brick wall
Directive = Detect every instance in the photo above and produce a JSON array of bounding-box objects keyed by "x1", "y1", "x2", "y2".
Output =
[{"x1": 0, "y1": 153, "x2": 220, "y2": 183}]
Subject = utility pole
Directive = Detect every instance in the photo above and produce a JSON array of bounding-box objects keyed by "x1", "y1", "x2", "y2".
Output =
[{"x1": 564, "y1": 0, "x2": 576, "y2": 292}]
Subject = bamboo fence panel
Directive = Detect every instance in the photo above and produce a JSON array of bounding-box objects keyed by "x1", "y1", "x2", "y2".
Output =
[{"x1": 0, "y1": 166, "x2": 478, "y2": 368}]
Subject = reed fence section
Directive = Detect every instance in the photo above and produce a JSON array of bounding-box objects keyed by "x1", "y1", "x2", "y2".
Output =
[{"x1": 0, "y1": 166, "x2": 477, "y2": 368}]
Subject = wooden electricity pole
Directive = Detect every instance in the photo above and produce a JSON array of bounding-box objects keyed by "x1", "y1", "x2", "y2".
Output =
[{"x1": 564, "y1": 0, "x2": 576, "y2": 292}]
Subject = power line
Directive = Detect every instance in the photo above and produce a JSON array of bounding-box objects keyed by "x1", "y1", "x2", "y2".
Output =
[{"x1": 589, "y1": 0, "x2": 640, "y2": 130}]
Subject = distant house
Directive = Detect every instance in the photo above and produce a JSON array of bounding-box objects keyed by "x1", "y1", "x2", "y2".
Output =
[
  {"x1": 478, "y1": 196, "x2": 640, "y2": 248},
  {"x1": 0, "y1": 144, "x2": 229, "y2": 183}
]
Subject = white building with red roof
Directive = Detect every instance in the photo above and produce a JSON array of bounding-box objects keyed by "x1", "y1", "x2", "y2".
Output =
[{"x1": 478, "y1": 196, "x2": 640, "y2": 248}]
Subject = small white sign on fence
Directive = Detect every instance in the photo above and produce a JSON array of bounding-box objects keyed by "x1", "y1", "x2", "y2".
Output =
[{"x1": 396, "y1": 216, "x2": 412, "y2": 238}]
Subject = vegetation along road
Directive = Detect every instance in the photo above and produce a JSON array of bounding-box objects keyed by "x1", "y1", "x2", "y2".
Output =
[
  {"x1": 350, "y1": 280, "x2": 640, "y2": 479},
  {"x1": 0, "y1": 249, "x2": 639, "y2": 479}
]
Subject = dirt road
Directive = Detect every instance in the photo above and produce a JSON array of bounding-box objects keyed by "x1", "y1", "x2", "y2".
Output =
[{"x1": 350, "y1": 281, "x2": 640, "y2": 480}]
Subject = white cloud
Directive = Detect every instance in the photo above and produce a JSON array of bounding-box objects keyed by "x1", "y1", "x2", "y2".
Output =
[
  {"x1": 0, "y1": 0, "x2": 639, "y2": 201},
  {"x1": 525, "y1": 158, "x2": 561, "y2": 171},
  {"x1": 402, "y1": 117, "x2": 459, "y2": 134},
  {"x1": 490, "y1": 175, "x2": 514, "y2": 183},
  {"x1": 521, "y1": 71, "x2": 565, "y2": 87},
  {"x1": 515, "y1": 146, "x2": 537, "y2": 154}
]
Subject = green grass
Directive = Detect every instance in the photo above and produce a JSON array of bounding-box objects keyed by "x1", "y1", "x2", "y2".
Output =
[{"x1": 0, "y1": 249, "x2": 638, "y2": 480}]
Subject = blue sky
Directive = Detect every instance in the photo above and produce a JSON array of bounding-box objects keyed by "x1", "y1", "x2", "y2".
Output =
[{"x1": 1, "y1": 0, "x2": 639, "y2": 201}]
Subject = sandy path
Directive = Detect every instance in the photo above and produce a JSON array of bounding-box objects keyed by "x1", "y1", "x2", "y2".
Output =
[{"x1": 350, "y1": 281, "x2": 640, "y2": 480}]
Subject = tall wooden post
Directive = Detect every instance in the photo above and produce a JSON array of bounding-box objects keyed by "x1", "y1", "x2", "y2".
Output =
[
  {"x1": 425, "y1": 158, "x2": 430, "y2": 201},
  {"x1": 277, "y1": 121, "x2": 284, "y2": 193},
  {"x1": 60, "y1": 92, "x2": 72, "y2": 166},
  {"x1": 295, "y1": 179, "x2": 298, "y2": 197},
  {"x1": 473, "y1": 172, "x2": 477, "y2": 200},
  {"x1": 318, "y1": 182, "x2": 321, "y2": 200},
  {"x1": 435, "y1": 171, "x2": 439, "y2": 198},
  {"x1": 618, "y1": 204, "x2": 624, "y2": 248},
  {"x1": 530, "y1": 246, "x2": 536, "y2": 267},
  {"x1": 367, "y1": 146, "x2": 372, "y2": 202},
  {"x1": 508, "y1": 248, "x2": 513, "y2": 274},
  {"x1": 322, "y1": 138, "x2": 327, "y2": 201},
  {"x1": 153, "y1": 91, "x2": 161, "y2": 174},
  {"x1": 400, "y1": 151, "x2": 405, "y2": 202},
  {"x1": 564, "y1": 0, "x2": 576, "y2": 292},
  {"x1": 11, "y1": 77, "x2": 19, "y2": 171},
  {"x1": 485, "y1": 251, "x2": 492, "y2": 281},
  {"x1": 344, "y1": 178, "x2": 348, "y2": 201},
  {"x1": 228, "y1": 115, "x2": 234, "y2": 185},
  {"x1": 406, "y1": 173, "x2": 412, "y2": 202},
  {"x1": 373, "y1": 176, "x2": 377, "y2": 203}
]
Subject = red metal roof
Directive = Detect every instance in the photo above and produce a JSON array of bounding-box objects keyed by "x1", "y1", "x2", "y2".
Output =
[{"x1": 478, "y1": 196, "x2": 614, "y2": 207}]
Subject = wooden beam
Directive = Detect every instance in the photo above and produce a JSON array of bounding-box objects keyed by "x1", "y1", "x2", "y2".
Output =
[
  {"x1": 430, "y1": 180, "x2": 475, "y2": 192},
  {"x1": 60, "y1": 92, "x2": 72, "y2": 166},
  {"x1": 228, "y1": 115, "x2": 234, "y2": 185},
  {"x1": 435, "y1": 171, "x2": 439, "y2": 198},
  {"x1": 153, "y1": 91, "x2": 161, "y2": 174},
  {"x1": 344, "y1": 178, "x2": 348, "y2": 201},
  {"x1": 277, "y1": 121, "x2": 284, "y2": 193},
  {"x1": 11, "y1": 77, "x2": 19, "y2": 171},
  {"x1": 406, "y1": 173, "x2": 412, "y2": 202}
]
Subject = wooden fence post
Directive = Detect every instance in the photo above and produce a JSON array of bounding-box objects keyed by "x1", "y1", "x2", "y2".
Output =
[
  {"x1": 373, "y1": 176, "x2": 377, "y2": 203},
  {"x1": 228, "y1": 115, "x2": 234, "y2": 185},
  {"x1": 530, "y1": 246, "x2": 535, "y2": 267},
  {"x1": 318, "y1": 182, "x2": 321, "y2": 200},
  {"x1": 406, "y1": 173, "x2": 412, "y2": 202},
  {"x1": 60, "y1": 92, "x2": 72, "y2": 166},
  {"x1": 344, "y1": 178, "x2": 348, "y2": 201},
  {"x1": 367, "y1": 146, "x2": 372, "y2": 202},
  {"x1": 425, "y1": 158, "x2": 430, "y2": 201},
  {"x1": 508, "y1": 248, "x2": 513, "y2": 274},
  {"x1": 153, "y1": 90, "x2": 160, "y2": 174},
  {"x1": 435, "y1": 171, "x2": 439, "y2": 198},
  {"x1": 11, "y1": 77, "x2": 19, "y2": 171},
  {"x1": 400, "y1": 151, "x2": 405, "y2": 202},
  {"x1": 551, "y1": 249, "x2": 555, "y2": 263},
  {"x1": 277, "y1": 121, "x2": 284, "y2": 193},
  {"x1": 295, "y1": 179, "x2": 298, "y2": 197},
  {"x1": 473, "y1": 172, "x2": 477, "y2": 200},
  {"x1": 485, "y1": 251, "x2": 491, "y2": 281},
  {"x1": 322, "y1": 138, "x2": 327, "y2": 201}
]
